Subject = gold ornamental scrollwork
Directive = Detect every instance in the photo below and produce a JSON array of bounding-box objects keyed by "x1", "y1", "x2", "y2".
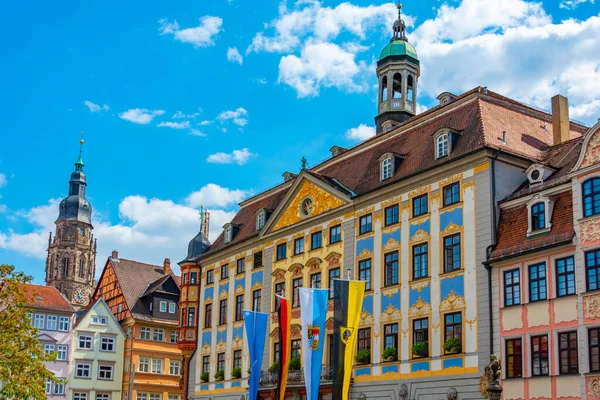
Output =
[
  {"x1": 383, "y1": 237, "x2": 400, "y2": 251},
  {"x1": 410, "y1": 229, "x2": 430, "y2": 244},
  {"x1": 584, "y1": 294, "x2": 600, "y2": 320},
  {"x1": 440, "y1": 290, "x2": 466, "y2": 312},
  {"x1": 582, "y1": 131, "x2": 600, "y2": 168},
  {"x1": 411, "y1": 281, "x2": 429, "y2": 293},
  {"x1": 409, "y1": 297, "x2": 431, "y2": 317},
  {"x1": 589, "y1": 376, "x2": 600, "y2": 397}
]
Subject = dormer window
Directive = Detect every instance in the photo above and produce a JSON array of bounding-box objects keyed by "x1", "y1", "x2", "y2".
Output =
[
  {"x1": 531, "y1": 202, "x2": 546, "y2": 231},
  {"x1": 224, "y1": 225, "x2": 232, "y2": 243},
  {"x1": 526, "y1": 164, "x2": 554, "y2": 186},
  {"x1": 436, "y1": 134, "x2": 449, "y2": 158},
  {"x1": 526, "y1": 196, "x2": 554, "y2": 235},
  {"x1": 381, "y1": 157, "x2": 393, "y2": 180},
  {"x1": 257, "y1": 211, "x2": 266, "y2": 231}
]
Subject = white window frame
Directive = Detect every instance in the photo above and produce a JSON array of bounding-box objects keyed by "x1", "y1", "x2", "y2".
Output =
[
  {"x1": 58, "y1": 316, "x2": 69, "y2": 331},
  {"x1": 57, "y1": 345, "x2": 68, "y2": 361},
  {"x1": 75, "y1": 362, "x2": 92, "y2": 378},
  {"x1": 53, "y1": 381, "x2": 65, "y2": 395},
  {"x1": 96, "y1": 394, "x2": 111, "y2": 400},
  {"x1": 170, "y1": 330, "x2": 178, "y2": 343},
  {"x1": 100, "y1": 336, "x2": 115, "y2": 352},
  {"x1": 78, "y1": 334, "x2": 93, "y2": 349},
  {"x1": 74, "y1": 393, "x2": 88, "y2": 400},
  {"x1": 43, "y1": 343, "x2": 55, "y2": 355},
  {"x1": 168, "y1": 395, "x2": 181, "y2": 400},
  {"x1": 257, "y1": 211, "x2": 265, "y2": 230},
  {"x1": 436, "y1": 133, "x2": 449, "y2": 159},
  {"x1": 140, "y1": 326, "x2": 151, "y2": 340},
  {"x1": 381, "y1": 157, "x2": 393, "y2": 180},
  {"x1": 46, "y1": 315, "x2": 57, "y2": 330},
  {"x1": 224, "y1": 225, "x2": 232, "y2": 243},
  {"x1": 45, "y1": 378, "x2": 52, "y2": 394},
  {"x1": 98, "y1": 364, "x2": 114, "y2": 380},
  {"x1": 34, "y1": 314, "x2": 45, "y2": 329},
  {"x1": 159, "y1": 301, "x2": 167, "y2": 313},
  {"x1": 149, "y1": 394, "x2": 162, "y2": 400},
  {"x1": 153, "y1": 328, "x2": 165, "y2": 342},
  {"x1": 152, "y1": 359, "x2": 163, "y2": 374},
  {"x1": 526, "y1": 195, "x2": 554, "y2": 236},
  {"x1": 139, "y1": 357, "x2": 150, "y2": 373},
  {"x1": 168, "y1": 302, "x2": 176, "y2": 314},
  {"x1": 136, "y1": 394, "x2": 147, "y2": 400},
  {"x1": 169, "y1": 360, "x2": 180, "y2": 375},
  {"x1": 91, "y1": 315, "x2": 108, "y2": 325}
]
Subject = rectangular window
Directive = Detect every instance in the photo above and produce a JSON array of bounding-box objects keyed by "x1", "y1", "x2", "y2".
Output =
[
  {"x1": 330, "y1": 225, "x2": 342, "y2": 244},
  {"x1": 91, "y1": 315, "x2": 108, "y2": 325},
  {"x1": 74, "y1": 393, "x2": 88, "y2": 400},
  {"x1": 187, "y1": 307, "x2": 196, "y2": 327},
  {"x1": 385, "y1": 205, "x2": 399, "y2": 226},
  {"x1": 98, "y1": 365, "x2": 114, "y2": 380},
  {"x1": 204, "y1": 304, "x2": 212, "y2": 328},
  {"x1": 183, "y1": 273, "x2": 188, "y2": 285},
  {"x1": 311, "y1": 273, "x2": 321, "y2": 288},
  {"x1": 45, "y1": 378, "x2": 51, "y2": 394},
  {"x1": 170, "y1": 330, "x2": 177, "y2": 343},
  {"x1": 149, "y1": 395, "x2": 161, "y2": 400},
  {"x1": 291, "y1": 339, "x2": 301, "y2": 359},
  {"x1": 236, "y1": 259, "x2": 245, "y2": 274},
  {"x1": 590, "y1": 327, "x2": 600, "y2": 372},
  {"x1": 59, "y1": 316, "x2": 69, "y2": 331},
  {"x1": 586, "y1": 249, "x2": 600, "y2": 291},
  {"x1": 329, "y1": 268, "x2": 340, "y2": 299},
  {"x1": 219, "y1": 299, "x2": 227, "y2": 325},
  {"x1": 252, "y1": 290, "x2": 261, "y2": 312},
  {"x1": 254, "y1": 251, "x2": 263, "y2": 268},
  {"x1": 221, "y1": 264, "x2": 229, "y2": 279},
  {"x1": 383, "y1": 323, "x2": 398, "y2": 350},
  {"x1": 75, "y1": 362, "x2": 91, "y2": 378},
  {"x1": 153, "y1": 328, "x2": 164, "y2": 342},
  {"x1": 206, "y1": 269, "x2": 214, "y2": 285},
  {"x1": 96, "y1": 394, "x2": 110, "y2": 400},
  {"x1": 443, "y1": 183, "x2": 460, "y2": 206},
  {"x1": 46, "y1": 315, "x2": 57, "y2": 330},
  {"x1": 100, "y1": 336, "x2": 115, "y2": 352},
  {"x1": 140, "y1": 326, "x2": 151, "y2": 340},
  {"x1": 202, "y1": 356, "x2": 210, "y2": 373},
  {"x1": 78, "y1": 334, "x2": 93, "y2": 349},
  {"x1": 311, "y1": 231, "x2": 322, "y2": 250},
  {"x1": 412, "y1": 243, "x2": 428, "y2": 279},
  {"x1": 168, "y1": 302, "x2": 176, "y2": 314},
  {"x1": 169, "y1": 360, "x2": 180, "y2": 375},
  {"x1": 190, "y1": 272, "x2": 198, "y2": 284},
  {"x1": 556, "y1": 256, "x2": 575, "y2": 297},
  {"x1": 359, "y1": 214, "x2": 373, "y2": 235},
  {"x1": 358, "y1": 259, "x2": 372, "y2": 291},
  {"x1": 44, "y1": 343, "x2": 55, "y2": 355},
  {"x1": 273, "y1": 342, "x2": 280, "y2": 363},
  {"x1": 531, "y1": 335, "x2": 549, "y2": 376},
  {"x1": 292, "y1": 278, "x2": 303, "y2": 307},
  {"x1": 294, "y1": 238, "x2": 305, "y2": 255},
  {"x1": 235, "y1": 294, "x2": 244, "y2": 321},
  {"x1": 558, "y1": 331, "x2": 578, "y2": 374},
  {"x1": 443, "y1": 234, "x2": 461, "y2": 272},
  {"x1": 444, "y1": 312, "x2": 462, "y2": 351},
  {"x1": 503, "y1": 269, "x2": 521, "y2": 307},
  {"x1": 384, "y1": 251, "x2": 399, "y2": 286},
  {"x1": 529, "y1": 263, "x2": 547, "y2": 302},
  {"x1": 234, "y1": 349, "x2": 242, "y2": 370},
  {"x1": 413, "y1": 318, "x2": 429, "y2": 357},
  {"x1": 274, "y1": 282, "x2": 285, "y2": 309},
  {"x1": 276, "y1": 244, "x2": 287, "y2": 260},
  {"x1": 139, "y1": 357, "x2": 150, "y2": 373},
  {"x1": 413, "y1": 194, "x2": 428, "y2": 217},
  {"x1": 57, "y1": 345, "x2": 68, "y2": 361},
  {"x1": 152, "y1": 359, "x2": 163, "y2": 374},
  {"x1": 505, "y1": 338, "x2": 523, "y2": 378},
  {"x1": 53, "y1": 382, "x2": 64, "y2": 395},
  {"x1": 159, "y1": 301, "x2": 167, "y2": 312},
  {"x1": 217, "y1": 353, "x2": 225, "y2": 372},
  {"x1": 531, "y1": 202, "x2": 546, "y2": 231},
  {"x1": 357, "y1": 328, "x2": 371, "y2": 361},
  {"x1": 34, "y1": 314, "x2": 45, "y2": 329}
]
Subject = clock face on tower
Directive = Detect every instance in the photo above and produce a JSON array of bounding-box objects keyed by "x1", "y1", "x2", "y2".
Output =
[{"x1": 74, "y1": 289, "x2": 87, "y2": 304}]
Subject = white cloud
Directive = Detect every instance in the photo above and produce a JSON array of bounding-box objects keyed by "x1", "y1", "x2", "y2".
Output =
[
  {"x1": 227, "y1": 47, "x2": 244, "y2": 65},
  {"x1": 157, "y1": 121, "x2": 191, "y2": 129},
  {"x1": 278, "y1": 40, "x2": 370, "y2": 97},
  {"x1": 173, "y1": 111, "x2": 200, "y2": 119},
  {"x1": 185, "y1": 183, "x2": 248, "y2": 208},
  {"x1": 217, "y1": 107, "x2": 248, "y2": 126},
  {"x1": 119, "y1": 108, "x2": 166, "y2": 124},
  {"x1": 207, "y1": 148, "x2": 255, "y2": 165},
  {"x1": 198, "y1": 120, "x2": 212, "y2": 126},
  {"x1": 345, "y1": 124, "x2": 375, "y2": 141},
  {"x1": 190, "y1": 128, "x2": 207, "y2": 137},
  {"x1": 84, "y1": 100, "x2": 109, "y2": 113},
  {"x1": 159, "y1": 16, "x2": 223, "y2": 47},
  {"x1": 0, "y1": 204, "x2": 6, "y2": 213},
  {"x1": 0, "y1": 185, "x2": 248, "y2": 272},
  {"x1": 253, "y1": 78, "x2": 268, "y2": 84},
  {"x1": 560, "y1": 0, "x2": 594, "y2": 9},
  {"x1": 0, "y1": 173, "x2": 6, "y2": 188}
]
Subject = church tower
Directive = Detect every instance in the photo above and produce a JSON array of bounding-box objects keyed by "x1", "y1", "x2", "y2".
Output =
[
  {"x1": 46, "y1": 135, "x2": 97, "y2": 308},
  {"x1": 375, "y1": 4, "x2": 420, "y2": 134}
]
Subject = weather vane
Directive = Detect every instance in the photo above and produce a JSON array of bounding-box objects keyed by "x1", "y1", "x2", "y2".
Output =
[
  {"x1": 301, "y1": 157, "x2": 307, "y2": 170},
  {"x1": 79, "y1": 129, "x2": 84, "y2": 155}
]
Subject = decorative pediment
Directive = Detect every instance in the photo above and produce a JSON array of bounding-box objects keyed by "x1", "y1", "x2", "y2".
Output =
[
  {"x1": 439, "y1": 290, "x2": 466, "y2": 312},
  {"x1": 264, "y1": 172, "x2": 350, "y2": 233},
  {"x1": 306, "y1": 257, "x2": 322, "y2": 270},
  {"x1": 270, "y1": 327, "x2": 280, "y2": 338},
  {"x1": 291, "y1": 324, "x2": 302, "y2": 339},
  {"x1": 272, "y1": 268, "x2": 286, "y2": 282},
  {"x1": 288, "y1": 263, "x2": 304, "y2": 276},
  {"x1": 573, "y1": 121, "x2": 600, "y2": 172},
  {"x1": 235, "y1": 284, "x2": 245, "y2": 295},
  {"x1": 409, "y1": 297, "x2": 432, "y2": 317},
  {"x1": 324, "y1": 252, "x2": 341, "y2": 267},
  {"x1": 380, "y1": 303, "x2": 401, "y2": 323}
]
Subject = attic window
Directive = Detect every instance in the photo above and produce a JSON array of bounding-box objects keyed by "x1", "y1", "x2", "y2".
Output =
[
  {"x1": 436, "y1": 134, "x2": 449, "y2": 158},
  {"x1": 526, "y1": 164, "x2": 553, "y2": 185},
  {"x1": 257, "y1": 211, "x2": 266, "y2": 231},
  {"x1": 526, "y1": 196, "x2": 554, "y2": 236},
  {"x1": 381, "y1": 157, "x2": 393, "y2": 180},
  {"x1": 36, "y1": 296, "x2": 43, "y2": 301},
  {"x1": 224, "y1": 225, "x2": 232, "y2": 243}
]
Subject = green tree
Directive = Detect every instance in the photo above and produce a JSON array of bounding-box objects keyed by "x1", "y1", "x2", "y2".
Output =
[{"x1": 0, "y1": 264, "x2": 62, "y2": 399}]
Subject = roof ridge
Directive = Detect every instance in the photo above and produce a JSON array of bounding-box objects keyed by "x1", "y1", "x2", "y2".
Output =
[{"x1": 117, "y1": 258, "x2": 163, "y2": 269}]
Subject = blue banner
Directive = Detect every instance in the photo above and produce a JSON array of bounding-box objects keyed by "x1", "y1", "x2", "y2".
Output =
[
  {"x1": 243, "y1": 310, "x2": 268, "y2": 400},
  {"x1": 300, "y1": 288, "x2": 329, "y2": 400}
]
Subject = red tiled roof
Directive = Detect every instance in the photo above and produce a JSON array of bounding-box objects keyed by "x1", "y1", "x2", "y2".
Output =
[
  {"x1": 490, "y1": 191, "x2": 574, "y2": 261},
  {"x1": 22, "y1": 284, "x2": 75, "y2": 312},
  {"x1": 201, "y1": 88, "x2": 587, "y2": 258}
]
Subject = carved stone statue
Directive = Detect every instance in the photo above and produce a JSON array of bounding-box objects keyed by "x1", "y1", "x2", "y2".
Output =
[
  {"x1": 480, "y1": 354, "x2": 503, "y2": 400},
  {"x1": 399, "y1": 384, "x2": 408, "y2": 400},
  {"x1": 447, "y1": 387, "x2": 458, "y2": 400}
]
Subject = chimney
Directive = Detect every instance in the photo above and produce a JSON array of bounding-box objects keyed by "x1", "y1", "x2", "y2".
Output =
[
  {"x1": 552, "y1": 95, "x2": 570, "y2": 145},
  {"x1": 163, "y1": 258, "x2": 171, "y2": 275},
  {"x1": 111, "y1": 250, "x2": 119, "y2": 259}
]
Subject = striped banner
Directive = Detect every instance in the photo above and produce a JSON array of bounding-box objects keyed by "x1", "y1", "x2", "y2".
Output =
[
  {"x1": 300, "y1": 288, "x2": 329, "y2": 400},
  {"x1": 243, "y1": 310, "x2": 268, "y2": 400},
  {"x1": 275, "y1": 295, "x2": 291, "y2": 400}
]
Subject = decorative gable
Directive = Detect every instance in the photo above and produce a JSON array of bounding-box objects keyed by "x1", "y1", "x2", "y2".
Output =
[
  {"x1": 573, "y1": 121, "x2": 600, "y2": 172},
  {"x1": 270, "y1": 177, "x2": 348, "y2": 232}
]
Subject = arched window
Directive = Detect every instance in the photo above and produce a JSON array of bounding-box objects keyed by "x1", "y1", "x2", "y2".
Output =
[
  {"x1": 407, "y1": 75, "x2": 414, "y2": 102},
  {"x1": 583, "y1": 178, "x2": 600, "y2": 217},
  {"x1": 436, "y1": 134, "x2": 449, "y2": 158},
  {"x1": 381, "y1": 76, "x2": 388, "y2": 102},
  {"x1": 531, "y1": 202, "x2": 546, "y2": 231},
  {"x1": 79, "y1": 258, "x2": 85, "y2": 278},
  {"x1": 392, "y1": 73, "x2": 402, "y2": 99},
  {"x1": 62, "y1": 258, "x2": 69, "y2": 277},
  {"x1": 381, "y1": 157, "x2": 393, "y2": 180},
  {"x1": 257, "y1": 211, "x2": 265, "y2": 231}
]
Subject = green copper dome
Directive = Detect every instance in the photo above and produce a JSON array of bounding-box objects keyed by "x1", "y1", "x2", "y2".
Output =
[{"x1": 379, "y1": 40, "x2": 418, "y2": 62}]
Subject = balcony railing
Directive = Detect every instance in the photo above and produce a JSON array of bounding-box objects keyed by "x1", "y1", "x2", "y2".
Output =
[{"x1": 258, "y1": 366, "x2": 333, "y2": 387}]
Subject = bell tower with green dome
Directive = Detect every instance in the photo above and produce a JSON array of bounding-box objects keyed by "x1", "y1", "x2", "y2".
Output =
[{"x1": 375, "y1": 3, "x2": 420, "y2": 134}]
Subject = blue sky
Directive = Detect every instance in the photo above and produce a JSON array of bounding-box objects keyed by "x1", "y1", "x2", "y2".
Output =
[{"x1": 1, "y1": 0, "x2": 599, "y2": 283}]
